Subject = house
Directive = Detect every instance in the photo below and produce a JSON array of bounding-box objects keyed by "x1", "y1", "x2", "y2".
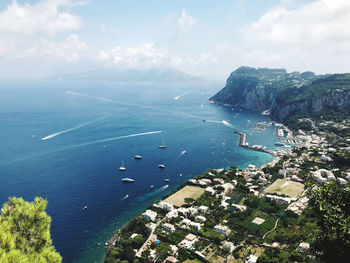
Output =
[
  {"x1": 166, "y1": 210, "x2": 178, "y2": 219},
  {"x1": 169, "y1": 245, "x2": 178, "y2": 255},
  {"x1": 166, "y1": 256, "x2": 178, "y2": 263},
  {"x1": 143, "y1": 210, "x2": 157, "y2": 221},
  {"x1": 189, "y1": 179, "x2": 197, "y2": 185},
  {"x1": 297, "y1": 242, "x2": 310, "y2": 252},
  {"x1": 181, "y1": 218, "x2": 191, "y2": 225},
  {"x1": 198, "y1": 205, "x2": 209, "y2": 214},
  {"x1": 246, "y1": 254, "x2": 258, "y2": 263},
  {"x1": 221, "y1": 183, "x2": 234, "y2": 194},
  {"x1": 232, "y1": 204, "x2": 247, "y2": 212},
  {"x1": 189, "y1": 222, "x2": 202, "y2": 230},
  {"x1": 337, "y1": 177, "x2": 348, "y2": 185},
  {"x1": 158, "y1": 201, "x2": 174, "y2": 212},
  {"x1": 185, "y1": 233, "x2": 197, "y2": 241},
  {"x1": 213, "y1": 224, "x2": 231, "y2": 236},
  {"x1": 194, "y1": 216, "x2": 205, "y2": 223},
  {"x1": 177, "y1": 207, "x2": 189, "y2": 216},
  {"x1": 188, "y1": 207, "x2": 198, "y2": 215},
  {"x1": 205, "y1": 186, "x2": 216, "y2": 195},
  {"x1": 130, "y1": 233, "x2": 138, "y2": 239},
  {"x1": 163, "y1": 223, "x2": 176, "y2": 233},
  {"x1": 199, "y1": 178, "x2": 212, "y2": 186},
  {"x1": 223, "y1": 241, "x2": 235, "y2": 252},
  {"x1": 213, "y1": 178, "x2": 225, "y2": 185}
]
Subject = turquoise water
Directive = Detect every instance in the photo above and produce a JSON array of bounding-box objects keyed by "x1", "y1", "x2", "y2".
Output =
[{"x1": 0, "y1": 80, "x2": 277, "y2": 262}]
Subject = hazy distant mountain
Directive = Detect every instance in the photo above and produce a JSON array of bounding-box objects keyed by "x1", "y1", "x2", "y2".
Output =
[{"x1": 48, "y1": 68, "x2": 205, "y2": 83}]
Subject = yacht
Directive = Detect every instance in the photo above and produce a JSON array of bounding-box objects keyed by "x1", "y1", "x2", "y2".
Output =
[
  {"x1": 150, "y1": 185, "x2": 154, "y2": 188},
  {"x1": 158, "y1": 139, "x2": 167, "y2": 148},
  {"x1": 158, "y1": 164, "x2": 165, "y2": 169},
  {"x1": 119, "y1": 160, "x2": 126, "y2": 171},
  {"x1": 181, "y1": 150, "x2": 187, "y2": 154},
  {"x1": 134, "y1": 155, "x2": 142, "y2": 159},
  {"x1": 121, "y1": 178, "x2": 135, "y2": 183},
  {"x1": 164, "y1": 179, "x2": 170, "y2": 182}
]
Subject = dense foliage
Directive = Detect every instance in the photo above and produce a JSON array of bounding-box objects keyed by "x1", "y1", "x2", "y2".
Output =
[
  {"x1": 0, "y1": 197, "x2": 61, "y2": 263},
  {"x1": 309, "y1": 182, "x2": 350, "y2": 262}
]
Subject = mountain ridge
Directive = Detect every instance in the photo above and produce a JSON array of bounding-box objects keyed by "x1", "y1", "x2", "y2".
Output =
[{"x1": 210, "y1": 66, "x2": 350, "y2": 121}]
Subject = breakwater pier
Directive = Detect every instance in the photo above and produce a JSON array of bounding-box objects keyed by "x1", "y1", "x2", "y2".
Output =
[{"x1": 234, "y1": 131, "x2": 274, "y2": 155}]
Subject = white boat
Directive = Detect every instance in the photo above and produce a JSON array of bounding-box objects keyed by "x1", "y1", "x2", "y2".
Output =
[
  {"x1": 82, "y1": 206, "x2": 87, "y2": 210},
  {"x1": 119, "y1": 160, "x2": 126, "y2": 171},
  {"x1": 134, "y1": 155, "x2": 142, "y2": 159},
  {"x1": 158, "y1": 164, "x2": 165, "y2": 169},
  {"x1": 179, "y1": 173, "x2": 183, "y2": 177},
  {"x1": 158, "y1": 139, "x2": 167, "y2": 149},
  {"x1": 122, "y1": 178, "x2": 134, "y2": 183},
  {"x1": 150, "y1": 185, "x2": 154, "y2": 188},
  {"x1": 164, "y1": 179, "x2": 170, "y2": 182},
  {"x1": 181, "y1": 150, "x2": 187, "y2": 154},
  {"x1": 124, "y1": 194, "x2": 129, "y2": 199}
]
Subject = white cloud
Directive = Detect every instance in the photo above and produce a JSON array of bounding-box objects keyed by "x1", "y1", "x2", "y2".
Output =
[
  {"x1": 238, "y1": 0, "x2": 350, "y2": 73},
  {"x1": 26, "y1": 34, "x2": 88, "y2": 62},
  {"x1": 0, "y1": 0, "x2": 84, "y2": 36},
  {"x1": 108, "y1": 43, "x2": 168, "y2": 68},
  {"x1": 177, "y1": 9, "x2": 195, "y2": 33}
]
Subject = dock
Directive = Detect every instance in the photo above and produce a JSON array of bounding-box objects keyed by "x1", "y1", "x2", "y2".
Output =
[{"x1": 234, "y1": 131, "x2": 273, "y2": 155}]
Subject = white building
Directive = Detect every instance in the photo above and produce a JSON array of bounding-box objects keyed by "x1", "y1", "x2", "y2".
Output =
[
  {"x1": 196, "y1": 215, "x2": 206, "y2": 222},
  {"x1": 158, "y1": 201, "x2": 174, "y2": 212},
  {"x1": 163, "y1": 223, "x2": 176, "y2": 233},
  {"x1": 213, "y1": 225, "x2": 231, "y2": 236},
  {"x1": 246, "y1": 254, "x2": 258, "y2": 263},
  {"x1": 198, "y1": 205, "x2": 209, "y2": 214},
  {"x1": 143, "y1": 210, "x2": 157, "y2": 221}
]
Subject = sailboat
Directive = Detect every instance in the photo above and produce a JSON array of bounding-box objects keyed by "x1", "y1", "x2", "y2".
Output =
[
  {"x1": 119, "y1": 160, "x2": 126, "y2": 171},
  {"x1": 158, "y1": 138, "x2": 166, "y2": 149}
]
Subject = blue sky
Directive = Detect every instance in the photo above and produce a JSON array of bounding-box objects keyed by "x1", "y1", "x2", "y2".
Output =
[{"x1": 0, "y1": 0, "x2": 349, "y2": 79}]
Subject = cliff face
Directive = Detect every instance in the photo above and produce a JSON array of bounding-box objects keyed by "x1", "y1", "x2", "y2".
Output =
[{"x1": 210, "y1": 66, "x2": 350, "y2": 121}]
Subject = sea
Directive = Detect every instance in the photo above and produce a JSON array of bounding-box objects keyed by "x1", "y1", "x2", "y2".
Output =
[{"x1": 0, "y1": 79, "x2": 279, "y2": 263}]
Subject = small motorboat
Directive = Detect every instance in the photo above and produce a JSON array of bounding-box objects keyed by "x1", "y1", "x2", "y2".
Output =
[
  {"x1": 122, "y1": 178, "x2": 135, "y2": 183},
  {"x1": 164, "y1": 179, "x2": 170, "y2": 182},
  {"x1": 134, "y1": 155, "x2": 142, "y2": 159},
  {"x1": 119, "y1": 160, "x2": 126, "y2": 171},
  {"x1": 82, "y1": 206, "x2": 88, "y2": 210},
  {"x1": 158, "y1": 164, "x2": 165, "y2": 169}
]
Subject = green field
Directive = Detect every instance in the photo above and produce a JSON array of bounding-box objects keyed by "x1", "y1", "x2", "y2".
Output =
[{"x1": 263, "y1": 179, "x2": 304, "y2": 198}]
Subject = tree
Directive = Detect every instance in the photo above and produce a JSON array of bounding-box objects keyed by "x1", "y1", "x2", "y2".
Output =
[
  {"x1": 156, "y1": 242, "x2": 170, "y2": 259},
  {"x1": 309, "y1": 182, "x2": 350, "y2": 262},
  {"x1": 0, "y1": 197, "x2": 61, "y2": 263}
]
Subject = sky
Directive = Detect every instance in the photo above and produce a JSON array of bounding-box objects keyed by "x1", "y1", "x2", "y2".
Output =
[{"x1": 0, "y1": 0, "x2": 350, "y2": 79}]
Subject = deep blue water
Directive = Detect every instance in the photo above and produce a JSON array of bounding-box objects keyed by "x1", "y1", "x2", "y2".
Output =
[{"x1": 0, "y1": 80, "x2": 278, "y2": 263}]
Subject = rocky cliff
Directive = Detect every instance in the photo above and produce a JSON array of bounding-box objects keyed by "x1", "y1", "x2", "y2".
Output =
[{"x1": 210, "y1": 66, "x2": 350, "y2": 121}]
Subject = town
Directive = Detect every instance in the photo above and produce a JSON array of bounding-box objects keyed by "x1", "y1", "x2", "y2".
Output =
[{"x1": 104, "y1": 116, "x2": 350, "y2": 263}]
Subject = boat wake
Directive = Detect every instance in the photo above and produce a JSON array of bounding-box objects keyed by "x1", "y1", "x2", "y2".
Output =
[
  {"x1": 66, "y1": 91, "x2": 204, "y2": 120},
  {"x1": 157, "y1": 184, "x2": 169, "y2": 192},
  {"x1": 1, "y1": 131, "x2": 163, "y2": 167},
  {"x1": 41, "y1": 117, "x2": 106, "y2": 141},
  {"x1": 174, "y1": 91, "x2": 192, "y2": 100}
]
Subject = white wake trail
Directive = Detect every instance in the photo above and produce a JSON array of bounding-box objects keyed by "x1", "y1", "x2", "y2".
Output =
[
  {"x1": 41, "y1": 117, "x2": 105, "y2": 141},
  {"x1": 174, "y1": 91, "x2": 192, "y2": 100},
  {"x1": 1, "y1": 131, "x2": 162, "y2": 167},
  {"x1": 66, "y1": 91, "x2": 205, "y2": 120}
]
